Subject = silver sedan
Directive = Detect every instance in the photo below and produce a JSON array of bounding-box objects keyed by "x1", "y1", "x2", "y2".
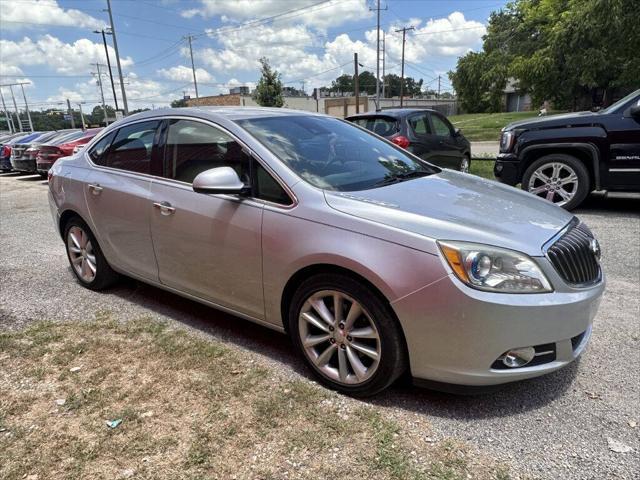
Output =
[{"x1": 48, "y1": 107, "x2": 605, "y2": 396}]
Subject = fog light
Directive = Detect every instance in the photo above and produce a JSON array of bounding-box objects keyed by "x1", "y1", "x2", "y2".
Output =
[{"x1": 502, "y1": 347, "x2": 535, "y2": 368}]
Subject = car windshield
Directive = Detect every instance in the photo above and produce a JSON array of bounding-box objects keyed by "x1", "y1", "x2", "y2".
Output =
[
  {"x1": 600, "y1": 90, "x2": 640, "y2": 114},
  {"x1": 237, "y1": 115, "x2": 438, "y2": 191}
]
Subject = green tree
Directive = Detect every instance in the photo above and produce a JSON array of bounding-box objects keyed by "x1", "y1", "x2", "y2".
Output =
[
  {"x1": 170, "y1": 98, "x2": 187, "y2": 108},
  {"x1": 253, "y1": 57, "x2": 284, "y2": 107},
  {"x1": 449, "y1": 0, "x2": 640, "y2": 112}
]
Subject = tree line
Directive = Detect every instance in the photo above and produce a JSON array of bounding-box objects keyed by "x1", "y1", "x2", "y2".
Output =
[{"x1": 449, "y1": 0, "x2": 639, "y2": 113}]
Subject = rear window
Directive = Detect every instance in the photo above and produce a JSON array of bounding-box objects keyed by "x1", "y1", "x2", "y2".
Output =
[{"x1": 349, "y1": 116, "x2": 398, "y2": 137}]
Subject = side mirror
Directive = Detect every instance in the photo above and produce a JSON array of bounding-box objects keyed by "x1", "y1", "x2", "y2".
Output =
[
  {"x1": 192, "y1": 167, "x2": 249, "y2": 195},
  {"x1": 453, "y1": 128, "x2": 461, "y2": 137},
  {"x1": 630, "y1": 104, "x2": 640, "y2": 118}
]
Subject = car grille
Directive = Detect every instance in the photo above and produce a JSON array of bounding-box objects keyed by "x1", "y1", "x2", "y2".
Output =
[{"x1": 546, "y1": 223, "x2": 600, "y2": 286}]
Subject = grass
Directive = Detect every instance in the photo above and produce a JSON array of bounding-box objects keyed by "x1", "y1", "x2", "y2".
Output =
[
  {"x1": 449, "y1": 111, "x2": 542, "y2": 141},
  {"x1": 0, "y1": 318, "x2": 512, "y2": 479},
  {"x1": 469, "y1": 158, "x2": 496, "y2": 180}
]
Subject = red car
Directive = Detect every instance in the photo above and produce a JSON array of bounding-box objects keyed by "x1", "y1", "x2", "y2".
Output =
[{"x1": 36, "y1": 128, "x2": 103, "y2": 176}]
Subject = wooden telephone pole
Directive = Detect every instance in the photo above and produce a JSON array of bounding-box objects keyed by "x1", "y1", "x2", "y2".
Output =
[{"x1": 395, "y1": 26, "x2": 414, "y2": 108}]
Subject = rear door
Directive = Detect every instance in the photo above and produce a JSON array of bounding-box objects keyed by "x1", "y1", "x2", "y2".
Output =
[
  {"x1": 604, "y1": 98, "x2": 640, "y2": 189},
  {"x1": 83, "y1": 120, "x2": 162, "y2": 281},
  {"x1": 406, "y1": 112, "x2": 440, "y2": 164},
  {"x1": 428, "y1": 113, "x2": 463, "y2": 169},
  {"x1": 148, "y1": 118, "x2": 266, "y2": 319}
]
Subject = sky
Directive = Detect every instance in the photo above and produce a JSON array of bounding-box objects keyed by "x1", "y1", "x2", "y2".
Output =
[{"x1": 0, "y1": 0, "x2": 507, "y2": 112}]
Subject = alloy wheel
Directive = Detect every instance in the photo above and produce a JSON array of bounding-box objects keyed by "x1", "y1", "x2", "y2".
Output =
[
  {"x1": 460, "y1": 156, "x2": 470, "y2": 173},
  {"x1": 298, "y1": 290, "x2": 381, "y2": 385},
  {"x1": 527, "y1": 162, "x2": 578, "y2": 207},
  {"x1": 67, "y1": 226, "x2": 97, "y2": 283}
]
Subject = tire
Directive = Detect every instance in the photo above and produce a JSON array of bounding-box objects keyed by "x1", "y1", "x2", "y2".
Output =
[
  {"x1": 460, "y1": 154, "x2": 471, "y2": 173},
  {"x1": 521, "y1": 153, "x2": 590, "y2": 210},
  {"x1": 288, "y1": 273, "x2": 407, "y2": 397},
  {"x1": 63, "y1": 216, "x2": 119, "y2": 291}
]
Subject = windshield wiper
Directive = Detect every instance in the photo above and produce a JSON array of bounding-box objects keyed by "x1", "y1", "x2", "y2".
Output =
[{"x1": 374, "y1": 170, "x2": 432, "y2": 187}]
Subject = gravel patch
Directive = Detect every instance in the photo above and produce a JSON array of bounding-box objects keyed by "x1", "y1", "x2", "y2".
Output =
[{"x1": 1, "y1": 173, "x2": 638, "y2": 479}]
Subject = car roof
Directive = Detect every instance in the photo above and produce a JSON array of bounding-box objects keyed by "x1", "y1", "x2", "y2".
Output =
[
  {"x1": 346, "y1": 108, "x2": 438, "y2": 120},
  {"x1": 114, "y1": 106, "x2": 327, "y2": 125}
]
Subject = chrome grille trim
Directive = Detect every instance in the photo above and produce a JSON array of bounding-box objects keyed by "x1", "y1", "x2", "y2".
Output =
[{"x1": 545, "y1": 222, "x2": 600, "y2": 286}]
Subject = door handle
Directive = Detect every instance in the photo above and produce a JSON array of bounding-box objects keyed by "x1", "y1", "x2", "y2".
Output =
[
  {"x1": 88, "y1": 184, "x2": 103, "y2": 195},
  {"x1": 153, "y1": 201, "x2": 176, "y2": 216}
]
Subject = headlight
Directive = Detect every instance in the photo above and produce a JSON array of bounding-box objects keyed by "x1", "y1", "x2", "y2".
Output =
[
  {"x1": 499, "y1": 130, "x2": 515, "y2": 152},
  {"x1": 438, "y1": 241, "x2": 552, "y2": 293}
]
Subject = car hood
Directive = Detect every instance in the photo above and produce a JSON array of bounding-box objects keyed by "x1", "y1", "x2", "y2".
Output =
[
  {"x1": 504, "y1": 111, "x2": 598, "y2": 131},
  {"x1": 323, "y1": 170, "x2": 573, "y2": 256}
]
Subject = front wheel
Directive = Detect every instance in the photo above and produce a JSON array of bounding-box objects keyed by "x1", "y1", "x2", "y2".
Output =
[
  {"x1": 459, "y1": 154, "x2": 470, "y2": 173},
  {"x1": 521, "y1": 154, "x2": 590, "y2": 210},
  {"x1": 288, "y1": 274, "x2": 407, "y2": 397}
]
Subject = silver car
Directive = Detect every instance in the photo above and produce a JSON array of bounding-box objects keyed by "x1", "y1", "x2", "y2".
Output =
[{"x1": 48, "y1": 108, "x2": 605, "y2": 396}]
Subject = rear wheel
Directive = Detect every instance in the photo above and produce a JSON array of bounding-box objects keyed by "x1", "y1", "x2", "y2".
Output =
[
  {"x1": 288, "y1": 273, "x2": 407, "y2": 397},
  {"x1": 64, "y1": 216, "x2": 119, "y2": 290},
  {"x1": 522, "y1": 154, "x2": 590, "y2": 210}
]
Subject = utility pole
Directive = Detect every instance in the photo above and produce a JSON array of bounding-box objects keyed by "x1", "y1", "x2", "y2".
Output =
[
  {"x1": 92, "y1": 63, "x2": 109, "y2": 126},
  {"x1": 395, "y1": 26, "x2": 414, "y2": 108},
  {"x1": 19, "y1": 84, "x2": 34, "y2": 132},
  {"x1": 370, "y1": 0, "x2": 386, "y2": 109},
  {"x1": 185, "y1": 35, "x2": 199, "y2": 99},
  {"x1": 77, "y1": 103, "x2": 86, "y2": 131},
  {"x1": 95, "y1": 29, "x2": 119, "y2": 111},
  {"x1": 105, "y1": 0, "x2": 128, "y2": 115},
  {"x1": 437, "y1": 75, "x2": 441, "y2": 99},
  {"x1": 66, "y1": 99, "x2": 76, "y2": 129},
  {"x1": 354, "y1": 52, "x2": 360, "y2": 114},
  {"x1": 381, "y1": 31, "x2": 386, "y2": 100},
  {"x1": 8, "y1": 85, "x2": 22, "y2": 132},
  {"x1": 0, "y1": 88, "x2": 14, "y2": 133}
]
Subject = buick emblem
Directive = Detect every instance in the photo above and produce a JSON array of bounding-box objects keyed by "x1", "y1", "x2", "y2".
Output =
[{"x1": 590, "y1": 238, "x2": 601, "y2": 261}]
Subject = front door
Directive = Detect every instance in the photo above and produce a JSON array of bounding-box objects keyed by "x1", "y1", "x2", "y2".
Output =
[
  {"x1": 83, "y1": 120, "x2": 162, "y2": 281},
  {"x1": 149, "y1": 118, "x2": 265, "y2": 319},
  {"x1": 604, "y1": 99, "x2": 640, "y2": 189}
]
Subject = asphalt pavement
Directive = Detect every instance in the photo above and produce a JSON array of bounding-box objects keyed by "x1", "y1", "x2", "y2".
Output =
[{"x1": 0, "y1": 173, "x2": 638, "y2": 479}]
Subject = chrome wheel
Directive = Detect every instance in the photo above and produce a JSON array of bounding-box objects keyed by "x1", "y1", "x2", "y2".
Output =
[
  {"x1": 460, "y1": 156, "x2": 470, "y2": 173},
  {"x1": 527, "y1": 162, "x2": 578, "y2": 206},
  {"x1": 67, "y1": 226, "x2": 96, "y2": 283},
  {"x1": 298, "y1": 290, "x2": 381, "y2": 386}
]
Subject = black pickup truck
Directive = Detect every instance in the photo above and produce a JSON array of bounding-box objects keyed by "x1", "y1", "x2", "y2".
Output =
[{"x1": 495, "y1": 89, "x2": 640, "y2": 209}]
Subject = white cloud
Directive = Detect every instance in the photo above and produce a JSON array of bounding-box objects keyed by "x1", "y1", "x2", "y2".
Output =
[
  {"x1": 0, "y1": 35, "x2": 134, "y2": 77},
  {"x1": 182, "y1": 0, "x2": 370, "y2": 29},
  {"x1": 157, "y1": 65, "x2": 214, "y2": 83},
  {"x1": 0, "y1": 0, "x2": 106, "y2": 30}
]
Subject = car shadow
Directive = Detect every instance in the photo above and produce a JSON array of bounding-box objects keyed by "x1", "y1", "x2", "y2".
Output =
[
  {"x1": 576, "y1": 192, "x2": 640, "y2": 215},
  {"x1": 101, "y1": 273, "x2": 577, "y2": 420}
]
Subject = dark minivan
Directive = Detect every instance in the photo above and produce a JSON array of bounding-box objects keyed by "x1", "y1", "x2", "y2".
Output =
[{"x1": 347, "y1": 109, "x2": 471, "y2": 172}]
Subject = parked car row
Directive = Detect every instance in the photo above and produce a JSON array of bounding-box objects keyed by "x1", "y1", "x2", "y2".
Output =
[{"x1": 0, "y1": 128, "x2": 103, "y2": 177}]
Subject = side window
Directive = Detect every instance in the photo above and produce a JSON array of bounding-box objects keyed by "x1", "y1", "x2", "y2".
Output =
[
  {"x1": 254, "y1": 161, "x2": 292, "y2": 205},
  {"x1": 408, "y1": 114, "x2": 432, "y2": 135},
  {"x1": 88, "y1": 131, "x2": 116, "y2": 165},
  {"x1": 103, "y1": 120, "x2": 160, "y2": 174},
  {"x1": 164, "y1": 119, "x2": 251, "y2": 184},
  {"x1": 431, "y1": 114, "x2": 453, "y2": 137}
]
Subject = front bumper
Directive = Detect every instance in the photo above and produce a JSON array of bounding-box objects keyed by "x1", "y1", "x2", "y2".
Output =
[
  {"x1": 494, "y1": 153, "x2": 520, "y2": 186},
  {"x1": 10, "y1": 158, "x2": 37, "y2": 172},
  {"x1": 37, "y1": 160, "x2": 54, "y2": 174},
  {"x1": 392, "y1": 266, "x2": 604, "y2": 386}
]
